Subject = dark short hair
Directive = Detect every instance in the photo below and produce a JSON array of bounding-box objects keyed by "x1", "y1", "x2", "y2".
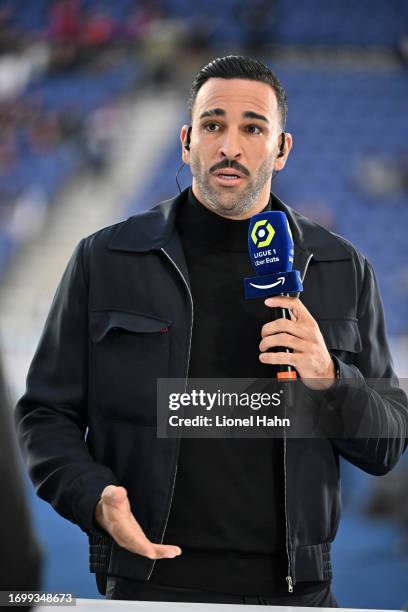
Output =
[{"x1": 188, "y1": 55, "x2": 288, "y2": 129}]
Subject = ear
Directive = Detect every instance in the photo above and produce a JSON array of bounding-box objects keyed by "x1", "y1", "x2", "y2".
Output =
[
  {"x1": 274, "y1": 132, "x2": 293, "y2": 172},
  {"x1": 180, "y1": 124, "x2": 190, "y2": 165}
]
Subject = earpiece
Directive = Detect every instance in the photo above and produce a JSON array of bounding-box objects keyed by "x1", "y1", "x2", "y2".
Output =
[
  {"x1": 272, "y1": 132, "x2": 287, "y2": 180},
  {"x1": 277, "y1": 132, "x2": 286, "y2": 158},
  {"x1": 184, "y1": 126, "x2": 192, "y2": 151}
]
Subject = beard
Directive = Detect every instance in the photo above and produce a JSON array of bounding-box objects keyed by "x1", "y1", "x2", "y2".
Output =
[{"x1": 189, "y1": 154, "x2": 275, "y2": 218}]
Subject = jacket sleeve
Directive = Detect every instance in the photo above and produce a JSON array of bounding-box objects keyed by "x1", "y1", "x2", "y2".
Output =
[
  {"x1": 15, "y1": 240, "x2": 118, "y2": 535},
  {"x1": 1, "y1": 357, "x2": 42, "y2": 591},
  {"x1": 326, "y1": 258, "x2": 408, "y2": 475}
]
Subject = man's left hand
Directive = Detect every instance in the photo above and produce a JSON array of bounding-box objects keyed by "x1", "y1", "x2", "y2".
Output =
[{"x1": 259, "y1": 296, "x2": 336, "y2": 390}]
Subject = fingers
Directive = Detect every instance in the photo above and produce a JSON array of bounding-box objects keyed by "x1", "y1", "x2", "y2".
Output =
[
  {"x1": 259, "y1": 351, "x2": 298, "y2": 367},
  {"x1": 111, "y1": 515, "x2": 181, "y2": 559},
  {"x1": 132, "y1": 537, "x2": 181, "y2": 560},
  {"x1": 262, "y1": 297, "x2": 318, "y2": 340},
  {"x1": 260, "y1": 297, "x2": 336, "y2": 380},
  {"x1": 264, "y1": 296, "x2": 312, "y2": 323},
  {"x1": 151, "y1": 544, "x2": 182, "y2": 559},
  {"x1": 114, "y1": 521, "x2": 182, "y2": 559},
  {"x1": 261, "y1": 318, "x2": 304, "y2": 340},
  {"x1": 259, "y1": 332, "x2": 305, "y2": 353}
]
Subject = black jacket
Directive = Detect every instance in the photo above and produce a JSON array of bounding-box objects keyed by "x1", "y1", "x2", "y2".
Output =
[
  {"x1": 16, "y1": 189, "x2": 408, "y2": 594},
  {"x1": 0, "y1": 357, "x2": 42, "y2": 593}
]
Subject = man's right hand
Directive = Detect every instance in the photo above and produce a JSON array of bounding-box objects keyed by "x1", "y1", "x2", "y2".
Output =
[{"x1": 95, "y1": 485, "x2": 182, "y2": 560}]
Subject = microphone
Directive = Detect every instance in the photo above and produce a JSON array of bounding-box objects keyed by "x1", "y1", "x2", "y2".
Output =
[{"x1": 244, "y1": 211, "x2": 303, "y2": 380}]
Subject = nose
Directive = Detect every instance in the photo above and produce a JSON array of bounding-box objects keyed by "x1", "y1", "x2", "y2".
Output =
[{"x1": 219, "y1": 128, "x2": 242, "y2": 159}]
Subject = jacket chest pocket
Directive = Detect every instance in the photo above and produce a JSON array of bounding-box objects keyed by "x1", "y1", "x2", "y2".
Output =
[
  {"x1": 317, "y1": 318, "x2": 362, "y2": 363},
  {"x1": 90, "y1": 310, "x2": 172, "y2": 424}
]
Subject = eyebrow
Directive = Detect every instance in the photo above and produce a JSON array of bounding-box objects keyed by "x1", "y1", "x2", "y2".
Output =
[
  {"x1": 243, "y1": 111, "x2": 269, "y2": 124},
  {"x1": 199, "y1": 108, "x2": 269, "y2": 123},
  {"x1": 199, "y1": 108, "x2": 225, "y2": 119}
]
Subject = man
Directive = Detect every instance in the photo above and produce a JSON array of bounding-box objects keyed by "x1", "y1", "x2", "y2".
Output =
[
  {"x1": 16, "y1": 56, "x2": 407, "y2": 606},
  {"x1": 0, "y1": 355, "x2": 42, "y2": 597}
]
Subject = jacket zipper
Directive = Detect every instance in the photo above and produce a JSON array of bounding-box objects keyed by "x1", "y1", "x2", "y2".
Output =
[
  {"x1": 301, "y1": 253, "x2": 314, "y2": 284},
  {"x1": 284, "y1": 251, "x2": 313, "y2": 593},
  {"x1": 146, "y1": 247, "x2": 194, "y2": 580},
  {"x1": 283, "y1": 422, "x2": 293, "y2": 593}
]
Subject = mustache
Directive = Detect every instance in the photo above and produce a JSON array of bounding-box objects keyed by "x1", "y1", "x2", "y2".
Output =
[{"x1": 209, "y1": 159, "x2": 250, "y2": 176}]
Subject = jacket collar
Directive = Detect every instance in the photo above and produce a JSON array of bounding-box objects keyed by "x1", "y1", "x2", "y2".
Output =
[{"x1": 108, "y1": 188, "x2": 351, "y2": 266}]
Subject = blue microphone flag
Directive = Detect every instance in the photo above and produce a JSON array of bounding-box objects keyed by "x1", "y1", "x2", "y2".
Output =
[
  {"x1": 244, "y1": 211, "x2": 303, "y2": 299},
  {"x1": 248, "y1": 211, "x2": 293, "y2": 275}
]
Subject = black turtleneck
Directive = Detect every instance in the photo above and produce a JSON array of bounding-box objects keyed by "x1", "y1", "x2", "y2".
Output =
[{"x1": 149, "y1": 189, "x2": 327, "y2": 596}]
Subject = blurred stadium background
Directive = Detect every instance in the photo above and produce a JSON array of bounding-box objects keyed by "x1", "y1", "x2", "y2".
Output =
[{"x1": 0, "y1": 0, "x2": 407, "y2": 607}]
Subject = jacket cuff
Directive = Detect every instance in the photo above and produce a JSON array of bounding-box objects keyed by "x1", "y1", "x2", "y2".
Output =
[
  {"x1": 297, "y1": 355, "x2": 361, "y2": 404},
  {"x1": 321, "y1": 354, "x2": 365, "y2": 406},
  {"x1": 314, "y1": 354, "x2": 372, "y2": 438},
  {"x1": 332, "y1": 354, "x2": 364, "y2": 386}
]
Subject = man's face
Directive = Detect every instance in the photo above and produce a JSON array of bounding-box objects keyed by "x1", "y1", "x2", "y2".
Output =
[{"x1": 182, "y1": 78, "x2": 291, "y2": 219}]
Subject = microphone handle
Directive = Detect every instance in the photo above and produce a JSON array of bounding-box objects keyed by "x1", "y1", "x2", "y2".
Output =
[{"x1": 269, "y1": 293, "x2": 297, "y2": 380}]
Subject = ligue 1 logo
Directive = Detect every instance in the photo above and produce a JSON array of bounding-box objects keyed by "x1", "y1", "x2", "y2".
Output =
[{"x1": 251, "y1": 220, "x2": 275, "y2": 248}]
